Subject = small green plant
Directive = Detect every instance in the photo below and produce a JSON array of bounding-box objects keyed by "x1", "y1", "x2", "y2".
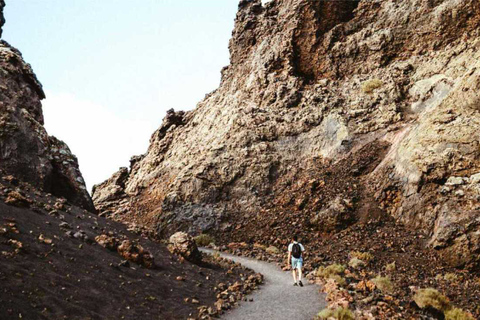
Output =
[
  {"x1": 361, "y1": 79, "x2": 383, "y2": 94},
  {"x1": 333, "y1": 307, "x2": 355, "y2": 320},
  {"x1": 444, "y1": 273, "x2": 459, "y2": 282},
  {"x1": 194, "y1": 234, "x2": 214, "y2": 247},
  {"x1": 317, "y1": 308, "x2": 334, "y2": 319},
  {"x1": 329, "y1": 274, "x2": 347, "y2": 286},
  {"x1": 316, "y1": 264, "x2": 346, "y2": 278},
  {"x1": 445, "y1": 308, "x2": 475, "y2": 320},
  {"x1": 266, "y1": 245, "x2": 280, "y2": 255},
  {"x1": 413, "y1": 288, "x2": 451, "y2": 312},
  {"x1": 350, "y1": 251, "x2": 374, "y2": 263},
  {"x1": 371, "y1": 275, "x2": 393, "y2": 293},
  {"x1": 348, "y1": 257, "x2": 365, "y2": 269},
  {"x1": 317, "y1": 307, "x2": 354, "y2": 320},
  {"x1": 385, "y1": 262, "x2": 396, "y2": 272}
]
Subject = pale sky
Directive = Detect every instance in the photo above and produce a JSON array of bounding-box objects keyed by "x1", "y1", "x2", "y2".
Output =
[{"x1": 2, "y1": 0, "x2": 239, "y2": 191}]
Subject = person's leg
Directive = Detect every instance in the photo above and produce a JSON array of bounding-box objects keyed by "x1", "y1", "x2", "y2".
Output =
[
  {"x1": 292, "y1": 258, "x2": 298, "y2": 285},
  {"x1": 298, "y1": 259, "x2": 304, "y2": 286}
]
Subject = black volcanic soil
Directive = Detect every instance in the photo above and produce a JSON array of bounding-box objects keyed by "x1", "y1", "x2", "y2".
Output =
[{"x1": 0, "y1": 176, "x2": 259, "y2": 320}]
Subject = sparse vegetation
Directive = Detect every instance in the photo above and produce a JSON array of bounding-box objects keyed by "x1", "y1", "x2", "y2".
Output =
[
  {"x1": 334, "y1": 307, "x2": 355, "y2": 320},
  {"x1": 371, "y1": 275, "x2": 393, "y2": 293},
  {"x1": 317, "y1": 308, "x2": 334, "y2": 319},
  {"x1": 413, "y1": 288, "x2": 451, "y2": 312},
  {"x1": 444, "y1": 273, "x2": 459, "y2": 282},
  {"x1": 317, "y1": 264, "x2": 347, "y2": 286},
  {"x1": 266, "y1": 245, "x2": 280, "y2": 255},
  {"x1": 329, "y1": 274, "x2": 347, "y2": 286},
  {"x1": 350, "y1": 251, "x2": 374, "y2": 263},
  {"x1": 348, "y1": 257, "x2": 365, "y2": 268},
  {"x1": 361, "y1": 78, "x2": 383, "y2": 94},
  {"x1": 445, "y1": 308, "x2": 475, "y2": 320},
  {"x1": 194, "y1": 234, "x2": 214, "y2": 247},
  {"x1": 317, "y1": 307, "x2": 354, "y2": 320},
  {"x1": 317, "y1": 264, "x2": 346, "y2": 278},
  {"x1": 385, "y1": 262, "x2": 396, "y2": 272}
]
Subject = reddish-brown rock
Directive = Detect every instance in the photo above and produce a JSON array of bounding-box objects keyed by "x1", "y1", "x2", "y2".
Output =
[{"x1": 94, "y1": 0, "x2": 480, "y2": 266}]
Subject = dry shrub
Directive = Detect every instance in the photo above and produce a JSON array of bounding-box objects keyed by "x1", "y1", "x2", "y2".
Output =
[
  {"x1": 361, "y1": 79, "x2": 383, "y2": 94},
  {"x1": 350, "y1": 251, "x2": 374, "y2": 263},
  {"x1": 371, "y1": 275, "x2": 393, "y2": 293},
  {"x1": 334, "y1": 307, "x2": 355, "y2": 320},
  {"x1": 413, "y1": 288, "x2": 451, "y2": 312},
  {"x1": 445, "y1": 308, "x2": 475, "y2": 320},
  {"x1": 317, "y1": 308, "x2": 334, "y2": 319},
  {"x1": 348, "y1": 257, "x2": 365, "y2": 268},
  {"x1": 317, "y1": 264, "x2": 346, "y2": 278},
  {"x1": 194, "y1": 234, "x2": 214, "y2": 247},
  {"x1": 385, "y1": 262, "x2": 396, "y2": 272},
  {"x1": 317, "y1": 307, "x2": 355, "y2": 320},
  {"x1": 444, "y1": 273, "x2": 459, "y2": 282},
  {"x1": 330, "y1": 274, "x2": 347, "y2": 286}
]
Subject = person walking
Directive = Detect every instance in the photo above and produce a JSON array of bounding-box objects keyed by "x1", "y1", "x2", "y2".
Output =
[{"x1": 288, "y1": 235, "x2": 305, "y2": 287}]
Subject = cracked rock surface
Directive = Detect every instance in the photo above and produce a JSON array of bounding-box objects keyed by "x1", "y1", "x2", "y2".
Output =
[{"x1": 94, "y1": 0, "x2": 480, "y2": 267}]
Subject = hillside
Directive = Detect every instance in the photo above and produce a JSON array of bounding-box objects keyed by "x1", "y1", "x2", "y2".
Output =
[
  {"x1": 0, "y1": 3, "x2": 261, "y2": 319},
  {"x1": 93, "y1": 0, "x2": 480, "y2": 318},
  {"x1": 95, "y1": 0, "x2": 480, "y2": 268}
]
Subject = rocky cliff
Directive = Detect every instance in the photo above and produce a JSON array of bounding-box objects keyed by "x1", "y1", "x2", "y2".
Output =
[
  {"x1": 94, "y1": 0, "x2": 480, "y2": 267},
  {"x1": 0, "y1": 3, "x2": 94, "y2": 211}
]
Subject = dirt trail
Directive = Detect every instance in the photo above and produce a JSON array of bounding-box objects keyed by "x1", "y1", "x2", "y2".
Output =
[{"x1": 201, "y1": 249, "x2": 326, "y2": 320}]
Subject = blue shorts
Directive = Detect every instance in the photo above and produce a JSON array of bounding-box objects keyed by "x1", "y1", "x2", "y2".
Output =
[{"x1": 291, "y1": 257, "x2": 303, "y2": 269}]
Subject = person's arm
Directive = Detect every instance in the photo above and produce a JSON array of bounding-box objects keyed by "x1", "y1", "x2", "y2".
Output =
[{"x1": 287, "y1": 251, "x2": 291, "y2": 268}]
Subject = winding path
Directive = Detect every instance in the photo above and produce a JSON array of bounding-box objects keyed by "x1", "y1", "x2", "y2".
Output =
[{"x1": 201, "y1": 248, "x2": 326, "y2": 320}]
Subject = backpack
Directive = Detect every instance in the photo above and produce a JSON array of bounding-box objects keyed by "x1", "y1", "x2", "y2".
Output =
[{"x1": 292, "y1": 243, "x2": 302, "y2": 259}]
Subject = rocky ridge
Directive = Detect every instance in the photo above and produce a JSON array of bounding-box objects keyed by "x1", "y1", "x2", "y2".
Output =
[
  {"x1": 94, "y1": 0, "x2": 480, "y2": 268},
  {"x1": 0, "y1": 5, "x2": 93, "y2": 211}
]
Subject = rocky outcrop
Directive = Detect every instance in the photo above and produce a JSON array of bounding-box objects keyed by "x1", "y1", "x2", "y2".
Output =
[
  {"x1": 94, "y1": 0, "x2": 480, "y2": 267},
  {"x1": 0, "y1": 4, "x2": 94, "y2": 211}
]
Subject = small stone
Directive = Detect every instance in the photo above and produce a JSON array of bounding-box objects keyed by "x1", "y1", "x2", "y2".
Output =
[{"x1": 59, "y1": 222, "x2": 71, "y2": 229}]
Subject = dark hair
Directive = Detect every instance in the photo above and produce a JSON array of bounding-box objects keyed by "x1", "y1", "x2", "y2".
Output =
[{"x1": 293, "y1": 235, "x2": 298, "y2": 241}]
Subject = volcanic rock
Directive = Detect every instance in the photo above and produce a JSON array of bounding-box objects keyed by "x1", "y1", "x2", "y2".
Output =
[
  {"x1": 0, "y1": 4, "x2": 93, "y2": 211},
  {"x1": 94, "y1": 0, "x2": 480, "y2": 267},
  {"x1": 168, "y1": 231, "x2": 202, "y2": 264}
]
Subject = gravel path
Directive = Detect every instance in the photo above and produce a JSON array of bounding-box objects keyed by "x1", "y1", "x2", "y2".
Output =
[{"x1": 201, "y1": 249, "x2": 326, "y2": 320}]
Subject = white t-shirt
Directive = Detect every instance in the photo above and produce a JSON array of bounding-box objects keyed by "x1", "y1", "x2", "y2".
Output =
[{"x1": 288, "y1": 242, "x2": 305, "y2": 255}]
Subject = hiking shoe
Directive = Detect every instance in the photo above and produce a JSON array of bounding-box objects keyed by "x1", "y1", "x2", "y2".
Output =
[
  {"x1": 293, "y1": 282, "x2": 298, "y2": 286},
  {"x1": 299, "y1": 281, "x2": 304, "y2": 287}
]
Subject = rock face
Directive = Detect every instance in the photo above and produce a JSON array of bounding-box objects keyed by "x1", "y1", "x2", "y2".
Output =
[
  {"x1": 0, "y1": 4, "x2": 94, "y2": 211},
  {"x1": 94, "y1": 0, "x2": 480, "y2": 266}
]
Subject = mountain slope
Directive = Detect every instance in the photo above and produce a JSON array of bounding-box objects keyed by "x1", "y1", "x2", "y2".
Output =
[
  {"x1": 94, "y1": 0, "x2": 480, "y2": 268},
  {"x1": 0, "y1": 7, "x2": 94, "y2": 211}
]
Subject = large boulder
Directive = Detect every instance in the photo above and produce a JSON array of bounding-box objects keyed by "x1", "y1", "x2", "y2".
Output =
[{"x1": 168, "y1": 232, "x2": 202, "y2": 264}]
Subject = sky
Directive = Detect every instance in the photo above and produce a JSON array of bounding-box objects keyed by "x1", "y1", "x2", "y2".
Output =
[{"x1": 2, "y1": 0, "x2": 239, "y2": 191}]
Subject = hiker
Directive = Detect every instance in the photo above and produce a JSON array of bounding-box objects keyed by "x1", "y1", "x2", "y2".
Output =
[{"x1": 288, "y1": 235, "x2": 305, "y2": 287}]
